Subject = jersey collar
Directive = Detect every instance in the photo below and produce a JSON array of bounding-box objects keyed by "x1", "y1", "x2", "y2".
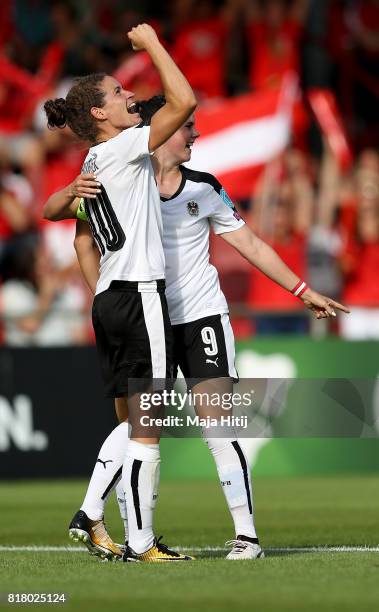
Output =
[{"x1": 160, "y1": 166, "x2": 187, "y2": 202}]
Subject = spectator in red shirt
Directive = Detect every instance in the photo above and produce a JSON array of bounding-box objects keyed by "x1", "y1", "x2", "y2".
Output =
[
  {"x1": 0, "y1": 41, "x2": 63, "y2": 204},
  {"x1": 347, "y1": 0, "x2": 379, "y2": 58},
  {"x1": 244, "y1": 0, "x2": 308, "y2": 91},
  {"x1": 338, "y1": 150, "x2": 379, "y2": 339},
  {"x1": 170, "y1": 0, "x2": 240, "y2": 100},
  {"x1": 247, "y1": 152, "x2": 313, "y2": 334},
  {"x1": 0, "y1": 161, "x2": 33, "y2": 279}
]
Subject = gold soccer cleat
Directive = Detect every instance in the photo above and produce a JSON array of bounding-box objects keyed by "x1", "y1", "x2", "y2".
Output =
[
  {"x1": 123, "y1": 536, "x2": 194, "y2": 562},
  {"x1": 69, "y1": 510, "x2": 123, "y2": 561}
]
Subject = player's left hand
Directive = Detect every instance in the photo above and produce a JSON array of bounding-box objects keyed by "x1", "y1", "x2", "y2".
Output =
[{"x1": 300, "y1": 288, "x2": 350, "y2": 319}]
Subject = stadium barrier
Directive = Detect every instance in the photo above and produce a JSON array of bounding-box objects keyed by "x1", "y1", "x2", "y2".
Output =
[{"x1": 0, "y1": 340, "x2": 378, "y2": 479}]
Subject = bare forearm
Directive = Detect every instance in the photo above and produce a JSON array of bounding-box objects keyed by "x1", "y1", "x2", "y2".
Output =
[
  {"x1": 246, "y1": 237, "x2": 299, "y2": 290},
  {"x1": 316, "y1": 144, "x2": 340, "y2": 228},
  {"x1": 75, "y1": 242, "x2": 100, "y2": 294},
  {"x1": 222, "y1": 226, "x2": 350, "y2": 318},
  {"x1": 43, "y1": 186, "x2": 78, "y2": 221},
  {"x1": 291, "y1": 175, "x2": 314, "y2": 234},
  {"x1": 43, "y1": 173, "x2": 100, "y2": 221},
  {"x1": 222, "y1": 227, "x2": 300, "y2": 291},
  {"x1": 146, "y1": 41, "x2": 196, "y2": 110},
  {"x1": 128, "y1": 24, "x2": 196, "y2": 151}
]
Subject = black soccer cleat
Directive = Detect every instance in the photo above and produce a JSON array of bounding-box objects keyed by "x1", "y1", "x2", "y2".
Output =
[{"x1": 68, "y1": 509, "x2": 123, "y2": 561}]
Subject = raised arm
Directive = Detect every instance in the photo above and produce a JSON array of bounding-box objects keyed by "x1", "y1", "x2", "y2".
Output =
[
  {"x1": 251, "y1": 159, "x2": 282, "y2": 239},
  {"x1": 43, "y1": 174, "x2": 100, "y2": 221},
  {"x1": 285, "y1": 150, "x2": 314, "y2": 234},
  {"x1": 315, "y1": 142, "x2": 340, "y2": 229},
  {"x1": 221, "y1": 224, "x2": 349, "y2": 318},
  {"x1": 127, "y1": 24, "x2": 197, "y2": 152},
  {"x1": 74, "y1": 220, "x2": 100, "y2": 295}
]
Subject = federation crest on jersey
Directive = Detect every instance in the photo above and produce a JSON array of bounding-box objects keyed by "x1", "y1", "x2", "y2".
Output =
[{"x1": 187, "y1": 201, "x2": 199, "y2": 216}]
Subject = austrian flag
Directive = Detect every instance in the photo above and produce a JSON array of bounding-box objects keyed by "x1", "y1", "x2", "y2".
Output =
[{"x1": 187, "y1": 75, "x2": 298, "y2": 200}]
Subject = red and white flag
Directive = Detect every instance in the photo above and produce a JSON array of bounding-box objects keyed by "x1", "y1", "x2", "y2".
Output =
[
  {"x1": 187, "y1": 74, "x2": 298, "y2": 200},
  {"x1": 308, "y1": 88, "x2": 353, "y2": 173}
]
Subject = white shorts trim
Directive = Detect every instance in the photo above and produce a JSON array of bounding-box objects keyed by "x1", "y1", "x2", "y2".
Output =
[{"x1": 141, "y1": 292, "x2": 166, "y2": 380}]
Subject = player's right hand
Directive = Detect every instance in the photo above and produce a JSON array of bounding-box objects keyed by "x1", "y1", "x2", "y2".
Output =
[
  {"x1": 127, "y1": 23, "x2": 159, "y2": 52},
  {"x1": 69, "y1": 174, "x2": 101, "y2": 199}
]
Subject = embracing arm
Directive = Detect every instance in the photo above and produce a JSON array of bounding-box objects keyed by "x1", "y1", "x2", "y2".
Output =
[
  {"x1": 43, "y1": 174, "x2": 100, "y2": 221},
  {"x1": 74, "y1": 220, "x2": 100, "y2": 295},
  {"x1": 221, "y1": 225, "x2": 349, "y2": 318}
]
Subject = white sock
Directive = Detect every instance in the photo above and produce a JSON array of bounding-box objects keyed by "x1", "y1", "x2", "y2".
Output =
[
  {"x1": 81, "y1": 422, "x2": 129, "y2": 521},
  {"x1": 123, "y1": 440, "x2": 160, "y2": 554},
  {"x1": 115, "y1": 480, "x2": 128, "y2": 543},
  {"x1": 205, "y1": 436, "x2": 257, "y2": 539}
]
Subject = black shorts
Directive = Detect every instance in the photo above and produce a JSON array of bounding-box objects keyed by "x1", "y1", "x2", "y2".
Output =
[
  {"x1": 92, "y1": 280, "x2": 173, "y2": 398},
  {"x1": 172, "y1": 313, "x2": 238, "y2": 383}
]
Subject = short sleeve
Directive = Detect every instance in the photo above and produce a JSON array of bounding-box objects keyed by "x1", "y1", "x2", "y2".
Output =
[
  {"x1": 210, "y1": 184, "x2": 245, "y2": 235},
  {"x1": 109, "y1": 125, "x2": 150, "y2": 163}
]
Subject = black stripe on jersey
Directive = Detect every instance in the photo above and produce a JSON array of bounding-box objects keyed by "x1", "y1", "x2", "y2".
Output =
[
  {"x1": 84, "y1": 199, "x2": 105, "y2": 255},
  {"x1": 131, "y1": 459, "x2": 143, "y2": 529},
  {"x1": 96, "y1": 186, "x2": 126, "y2": 252},
  {"x1": 159, "y1": 165, "x2": 243, "y2": 221},
  {"x1": 231, "y1": 441, "x2": 253, "y2": 514},
  {"x1": 101, "y1": 466, "x2": 122, "y2": 500},
  {"x1": 180, "y1": 166, "x2": 243, "y2": 220},
  {"x1": 181, "y1": 166, "x2": 223, "y2": 194},
  {"x1": 84, "y1": 186, "x2": 126, "y2": 254},
  {"x1": 160, "y1": 166, "x2": 222, "y2": 202}
]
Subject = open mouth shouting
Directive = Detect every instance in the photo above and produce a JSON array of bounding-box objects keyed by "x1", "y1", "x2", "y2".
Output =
[{"x1": 127, "y1": 101, "x2": 139, "y2": 114}]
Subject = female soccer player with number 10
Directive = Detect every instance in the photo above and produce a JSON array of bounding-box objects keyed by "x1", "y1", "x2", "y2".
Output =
[{"x1": 44, "y1": 24, "x2": 197, "y2": 562}]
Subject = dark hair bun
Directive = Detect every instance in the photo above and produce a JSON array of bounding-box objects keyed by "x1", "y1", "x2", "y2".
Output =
[
  {"x1": 44, "y1": 98, "x2": 67, "y2": 129},
  {"x1": 138, "y1": 95, "x2": 166, "y2": 126}
]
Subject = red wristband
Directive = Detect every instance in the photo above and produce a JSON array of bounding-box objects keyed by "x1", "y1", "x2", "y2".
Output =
[{"x1": 291, "y1": 280, "x2": 308, "y2": 298}]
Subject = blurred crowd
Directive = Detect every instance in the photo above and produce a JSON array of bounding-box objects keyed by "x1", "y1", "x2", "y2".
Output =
[{"x1": 0, "y1": 0, "x2": 378, "y2": 345}]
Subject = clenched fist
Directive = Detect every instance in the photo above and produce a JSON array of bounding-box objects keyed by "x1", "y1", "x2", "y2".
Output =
[{"x1": 127, "y1": 23, "x2": 160, "y2": 52}]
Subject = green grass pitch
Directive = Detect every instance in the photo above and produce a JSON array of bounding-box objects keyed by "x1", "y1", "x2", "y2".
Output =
[{"x1": 1, "y1": 476, "x2": 379, "y2": 612}]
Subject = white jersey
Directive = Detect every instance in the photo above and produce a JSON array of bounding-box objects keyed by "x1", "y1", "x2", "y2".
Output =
[
  {"x1": 82, "y1": 125, "x2": 165, "y2": 295},
  {"x1": 161, "y1": 167, "x2": 244, "y2": 325}
]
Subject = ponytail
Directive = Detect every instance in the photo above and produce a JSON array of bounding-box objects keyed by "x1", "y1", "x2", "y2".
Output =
[
  {"x1": 44, "y1": 98, "x2": 67, "y2": 129},
  {"x1": 43, "y1": 73, "x2": 106, "y2": 142}
]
